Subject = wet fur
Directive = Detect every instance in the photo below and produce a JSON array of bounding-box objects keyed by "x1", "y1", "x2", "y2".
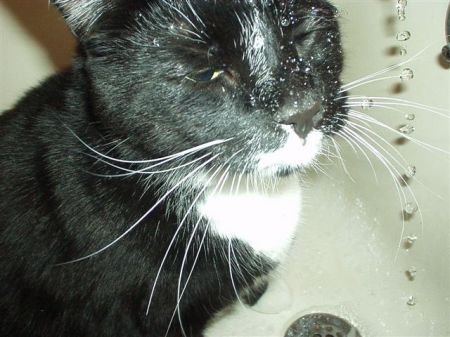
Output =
[{"x1": 0, "y1": 1, "x2": 347, "y2": 336}]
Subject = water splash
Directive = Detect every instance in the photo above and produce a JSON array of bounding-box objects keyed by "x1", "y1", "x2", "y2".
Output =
[
  {"x1": 400, "y1": 68, "x2": 414, "y2": 81},
  {"x1": 361, "y1": 98, "x2": 374, "y2": 110},
  {"x1": 396, "y1": 0, "x2": 408, "y2": 21},
  {"x1": 404, "y1": 235, "x2": 418, "y2": 249},
  {"x1": 406, "y1": 165, "x2": 417, "y2": 178},
  {"x1": 407, "y1": 296, "x2": 417, "y2": 306},
  {"x1": 406, "y1": 267, "x2": 417, "y2": 281},
  {"x1": 399, "y1": 124, "x2": 415, "y2": 135},
  {"x1": 405, "y1": 113, "x2": 415, "y2": 121},
  {"x1": 396, "y1": 31, "x2": 411, "y2": 41},
  {"x1": 404, "y1": 202, "x2": 418, "y2": 215}
]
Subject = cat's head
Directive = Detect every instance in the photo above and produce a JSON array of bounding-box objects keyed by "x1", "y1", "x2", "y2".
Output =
[{"x1": 55, "y1": 0, "x2": 347, "y2": 179}]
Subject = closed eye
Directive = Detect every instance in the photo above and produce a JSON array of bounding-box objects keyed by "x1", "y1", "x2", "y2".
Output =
[{"x1": 185, "y1": 68, "x2": 224, "y2": 83}]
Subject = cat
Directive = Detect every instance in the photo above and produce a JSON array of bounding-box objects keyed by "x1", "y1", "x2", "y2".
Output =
[{"x1": 0, "y1": 1, "x2": 348, "y2": 336}]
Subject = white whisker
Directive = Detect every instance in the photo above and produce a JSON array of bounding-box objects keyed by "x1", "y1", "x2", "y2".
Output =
[
  {"x1": 57, "y1": 153, "x2": 222, "y2": 266},
  {"x1": 340, "y1": 46, "x2": 430, "y2": 91}
]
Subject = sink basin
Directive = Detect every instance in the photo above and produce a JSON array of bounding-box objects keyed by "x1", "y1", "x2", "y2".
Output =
[{"x1": 206, "y1": 1, "x2": 450, "y2": 336}]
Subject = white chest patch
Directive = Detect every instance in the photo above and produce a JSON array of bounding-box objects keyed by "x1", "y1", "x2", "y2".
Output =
[{"x1": 197, "y1": 175, "x2": 302, "y2": 261}]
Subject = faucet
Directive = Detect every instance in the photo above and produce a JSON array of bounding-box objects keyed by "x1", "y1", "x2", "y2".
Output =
[{"x1": 442, "y1": 3, "x2": 450, "y2": 62}]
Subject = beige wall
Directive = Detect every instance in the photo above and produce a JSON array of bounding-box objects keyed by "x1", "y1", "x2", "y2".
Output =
[{"x1": 0, "y1": 0, "x2": 75, "y2": 111}]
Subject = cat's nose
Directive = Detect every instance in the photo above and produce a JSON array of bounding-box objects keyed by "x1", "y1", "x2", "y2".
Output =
[{"x1": 274, "y1": 102, "x2": 322, "y2": 139}]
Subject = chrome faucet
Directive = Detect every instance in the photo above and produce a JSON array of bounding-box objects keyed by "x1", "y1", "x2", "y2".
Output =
[{"x1": 442, "y1": 3, "x2": 450, "y2": 62}]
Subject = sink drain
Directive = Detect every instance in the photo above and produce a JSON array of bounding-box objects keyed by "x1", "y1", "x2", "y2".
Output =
[{"x1": 284, "y1": 313, "x2": 362, "y2": 337}]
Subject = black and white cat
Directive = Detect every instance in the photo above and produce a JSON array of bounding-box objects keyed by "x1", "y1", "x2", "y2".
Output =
[{"x1": 0, "y1": 1, "x2": 347, "y2": 336}]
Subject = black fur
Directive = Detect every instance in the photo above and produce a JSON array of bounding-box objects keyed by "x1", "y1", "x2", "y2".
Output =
[{"x1": 0, "y1": 1, "x2": 347, "y2": 336}]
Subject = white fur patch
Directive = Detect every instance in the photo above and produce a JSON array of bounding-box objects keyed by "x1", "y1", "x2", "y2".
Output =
[
  {"x1": 198, "y1": 175, "x2": 302, "y2": 261},
  {"x1": 257, "y1": 126, "x2": 323, "y2": 174}
]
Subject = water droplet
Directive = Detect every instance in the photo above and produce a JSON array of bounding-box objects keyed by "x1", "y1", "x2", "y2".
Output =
[
  {"x1": 400, "y1": 47, "x2": 408, "y2": 56},
  {"x1": 404, "y1": 202, "x2": 418, "y2": 215},
  {"x1": 152, "y1": 38, "x2": 160, "y2": 47},
  {"x1": 396, "y1": 0, "x2": 407, "y2": 20},
  {"x1": 281, "y1": 17, "x2": 290, "y2": 27},
  {"x1": 400, "y1": 68, "x2": 414, "y2": 80},
  {"x1": 407, "y1": 296, "x2": 417, "y2": 306},
  {"x1": 404, "y1": 235, "x2": 418, "y2": 249},
  {"x1": 398, "y1": 124, "x2": 415, "y2": 135},
  {"x1": 406, "y1": 165, "x2": 416, "y2": 177},
  {"x1": 406, "y1": 267, "x2": 417, "y2": 280},
  {"x1": 396, "y1": 31, "x2": 411, "y2": 41},
  {"x1": 405, "y1": 113, "x2": 415, "y2": 121},
  {"x1": 361, "y1": 98, "x2": 374, "y2": 110}
]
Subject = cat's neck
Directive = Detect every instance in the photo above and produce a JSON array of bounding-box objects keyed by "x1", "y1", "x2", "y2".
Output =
[{"x1": 198, "y1": 174, "x2": 302, "y2": 262}]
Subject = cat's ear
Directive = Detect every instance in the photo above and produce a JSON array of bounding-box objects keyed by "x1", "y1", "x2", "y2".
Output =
[{"x1": 51, "y1": 0, "x2": 113, "y2": 37}]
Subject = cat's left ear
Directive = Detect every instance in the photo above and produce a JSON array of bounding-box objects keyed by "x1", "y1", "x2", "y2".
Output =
[{"x1": 51, "y1": 0, "x2": 113, "y2": 37}]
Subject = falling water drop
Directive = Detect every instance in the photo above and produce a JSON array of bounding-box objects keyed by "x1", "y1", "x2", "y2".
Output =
[
  {"x1": 404, "y1": 235, "x2": 418, "y2": 249},
  {"x1": 396, "y1": 0, "x2": 407, "y2": 21},
  {"x1": 404, "y1": 202, "x2": 418, "y2": 215},
  {"x1": 406, "y1": 267, "x2": 417, "y2": 281},
  {"x1": 396, "y1": 31, "x2": 411, "y2": 41},
  {"x1": 407, "y1": 296, "x2": 417, "y2": 306},
  {"x1": 361, "y1": 98, "x2": 374, "y2": 110},
  {"x1": 399, "y1": 124, "x2": 415, "y2": 135},
  {"x1": 405, "y1": 113, "x2": 415, "y2": 121},
  {"x1": 406, "y1": 165, "x2": 417, "y2": 178},
  {"x1": 281, "y1": 17, "x2": 290, "y2": 27},
  {"x1": 400, "y1": 47, "x2": 408, "y2": 56},
  {"x1": 397, "y1": 0, "x2": 408, "y2": 8},
  {"x1": 400, "y1": 68, "x2": 414, "y2": 81}
]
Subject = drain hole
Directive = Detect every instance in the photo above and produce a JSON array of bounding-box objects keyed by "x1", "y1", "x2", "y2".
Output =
[{"x1": 285, "y1": 313, "x2": 362, "y2": 337}]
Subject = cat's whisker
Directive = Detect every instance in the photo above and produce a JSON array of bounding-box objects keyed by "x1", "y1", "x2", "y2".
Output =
[
  {"x1": 341, "y1": 75, "x2": 402, "y2": 93},
  {"x1": 85, "y1": 152, "x2": 212, "y2": 178},
  {"x1": 340, "y1": 46, "x2": 430, "y2": 91},
  {"x1": 228, "y1": 239, "x2": 248, "y2": 309},
  {"x1": 345, "y1": 95, "x2": 449, "y2": 114},
  {"x1": 342, "y1": 126, "x2": 423, "y2": 260},
  {"x1": 56, "y1": 153, "x2": 222, "y2": 266},
  {"x1": 344, "y1": 101, "x2": 450, "y2": 120},
  {"x1": 333, "y1": 130, "x2": 379, "y2": 183},
  {"x1": 161, "y1": 0, "x2": 203, "y2": 38},
  {"x1": 148, "y1": 162, "x2": 224, "y2": 322},
  {"x1": 348, "y1": 110, "x2": 450, "y2": 155},
  {"x1": 174, "y1": 157, "x2": 238, "y2": 337},
  {"x1": 185, "y1": 0, "x2": 207, "y2": 29},
  {"x1": 67, "y1": 125, "x2": 231, "y2": 164},
  {"x1": 345, "y1": 114, "x2": 445, "y2": 199},
  {"x1": 329, "y1": 136, "x2": 356, "y2": 183},
  {"x1": 345, "y1": 120, "x2": 411, "y2": 169}
]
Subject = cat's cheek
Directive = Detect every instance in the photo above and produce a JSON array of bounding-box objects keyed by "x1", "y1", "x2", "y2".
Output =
[{"x1": 256, "y1": 126, "x2": 323, "y2": 174}]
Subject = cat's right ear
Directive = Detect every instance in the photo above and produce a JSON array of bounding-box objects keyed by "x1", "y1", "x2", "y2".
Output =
[{"x1": 51, "y1": 0, "x2": 113, "y2": 38}]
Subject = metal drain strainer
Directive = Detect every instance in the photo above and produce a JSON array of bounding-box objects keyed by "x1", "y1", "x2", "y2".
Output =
[{"x1": 284, "y1": 313, "x2": 362, "y2": 337}]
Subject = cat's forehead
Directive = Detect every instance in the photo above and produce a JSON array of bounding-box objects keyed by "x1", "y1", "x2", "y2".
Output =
[{"x1": 148, "y1": 0, "x2": 337, "y2": 80}]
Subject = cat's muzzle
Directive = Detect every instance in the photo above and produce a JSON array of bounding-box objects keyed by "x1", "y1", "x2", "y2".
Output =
[{"x1": 274, "y1": 101, "x2": 322, "y2": 140}]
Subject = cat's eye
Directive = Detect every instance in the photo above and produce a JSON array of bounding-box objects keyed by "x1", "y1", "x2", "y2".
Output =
[{"x1": 185, "y1": 68, "x2": 224, "y2": 83}]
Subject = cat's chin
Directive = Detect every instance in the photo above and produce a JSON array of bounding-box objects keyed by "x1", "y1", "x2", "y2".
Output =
[{"x1": 255, "y1": 126, "x2": 323, "y2": 177}]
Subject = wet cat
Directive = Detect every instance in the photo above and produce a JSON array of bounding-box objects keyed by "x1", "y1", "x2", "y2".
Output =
[{"x1": 0, "y1": 1, "x2": 347, "y2": 336}]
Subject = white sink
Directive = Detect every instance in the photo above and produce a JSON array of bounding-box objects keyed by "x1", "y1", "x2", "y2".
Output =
[{"x1": 206, "y1": 1, "x2": 450, "y2": 336}]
